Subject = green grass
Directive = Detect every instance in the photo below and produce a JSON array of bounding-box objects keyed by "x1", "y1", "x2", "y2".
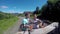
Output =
[{"x1": 0, "y1": 17, "x2": 18, "y2": 34}]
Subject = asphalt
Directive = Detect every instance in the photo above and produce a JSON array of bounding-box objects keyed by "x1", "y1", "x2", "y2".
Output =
[
  {"x1": 3, "y1": 17, "x2": 24, "y2": 34},
  {"x1": 3, "y1": 17, "x2": 59, "y2": 34}
]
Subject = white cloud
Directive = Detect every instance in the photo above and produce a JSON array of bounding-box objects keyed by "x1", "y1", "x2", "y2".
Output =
[
  {"x1": 18, "y1": 12, "x2": 23, "y2": 13},
  {"x1": 0, "y1": 6, "x2": 8, "y2": 9},
  {"x1": 8, "y1": 10, "x2": 15, "y2": 13},
  {"x1": 8, "y1": 10, "x2": 23, "y2": 13}
]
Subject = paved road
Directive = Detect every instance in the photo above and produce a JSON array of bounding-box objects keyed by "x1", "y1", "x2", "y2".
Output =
[
  {"x1": 3, "y1": 17, "x2": 58, "y2": 34},
  {"x1": 4, "y1": 17, "x2": 24, "y2": 34}
]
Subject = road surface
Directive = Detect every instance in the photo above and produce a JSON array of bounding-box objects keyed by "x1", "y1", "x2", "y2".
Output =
[
  {"x1": 3, "y1": 17, "x2": 24, "y2": 34},
  {"x1": 3, "y1": 17, "x2": 58, "y2": 34}
]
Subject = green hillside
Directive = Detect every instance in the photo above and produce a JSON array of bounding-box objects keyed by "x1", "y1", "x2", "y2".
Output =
[
  {"x1": 0, "y1": 11, "x2": 16, "y2": 20},
  {"x1": 0, "y1": 11, "x2": 18, "y2": 34}
]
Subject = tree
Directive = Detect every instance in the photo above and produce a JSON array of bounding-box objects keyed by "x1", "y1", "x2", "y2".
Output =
[
  {"x1": 33, "y1": 6, "x2": 40, "y2": 14},
  {"x1": 48, "y1": 0, "x2": 59, "y2": 4},
  {"x1": 36, "y1": 6, "x2": 39, "y2": 11},
  {"x1": 37, "y1": 1, "x2": 60, "y2": 34},
  {"x1": 37, "y1": 0, "x2": 60, "y2": 22}
]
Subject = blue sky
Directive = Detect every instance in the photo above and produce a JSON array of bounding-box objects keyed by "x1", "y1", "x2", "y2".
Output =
[{"x1": 0, "y1": 0, "x2": 47, "y2": 13}]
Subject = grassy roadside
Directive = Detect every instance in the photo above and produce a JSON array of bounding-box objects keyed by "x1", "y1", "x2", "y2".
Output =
[{"x1": 0, "y1": 17, "x2": 19, "y2": 34}]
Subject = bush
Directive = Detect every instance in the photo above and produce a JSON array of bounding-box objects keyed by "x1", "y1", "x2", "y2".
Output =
[{"x1": 37, "y1": 1, "x2": 60, "y2": 22}]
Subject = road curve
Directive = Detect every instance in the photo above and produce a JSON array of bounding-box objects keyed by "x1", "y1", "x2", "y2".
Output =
[
  {"x1": 3, "y1": 17, "x2": 58, "y2": 34},
  {"x1": 3, "y1": 17, "x2": 24, "y2": 34}
]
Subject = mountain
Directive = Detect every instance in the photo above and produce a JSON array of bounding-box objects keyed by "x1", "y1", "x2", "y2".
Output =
[{"x1": 0, "y1": 11, "x2": 15, "y2": 20}]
